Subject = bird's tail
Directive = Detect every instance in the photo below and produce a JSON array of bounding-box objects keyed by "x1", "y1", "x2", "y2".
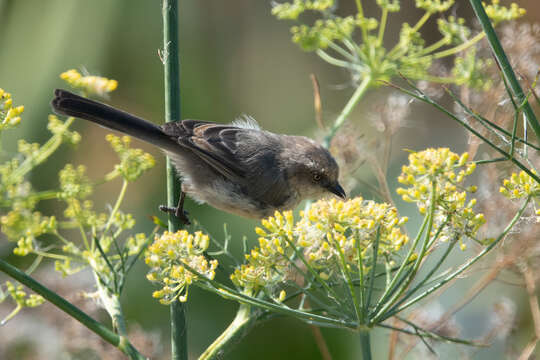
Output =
[{"x1": 51, "y1": 89, "x2": 179, "y2": 152}]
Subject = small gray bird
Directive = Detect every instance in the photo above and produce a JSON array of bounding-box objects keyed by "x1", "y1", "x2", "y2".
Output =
[{"x1": 51, "y1": 89, "x2": 345, "y2": 222}]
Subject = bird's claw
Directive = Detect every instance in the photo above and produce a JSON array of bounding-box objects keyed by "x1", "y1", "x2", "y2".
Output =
[{"x1": 159, "y1": 205, "x2": 191, "y2": 225}]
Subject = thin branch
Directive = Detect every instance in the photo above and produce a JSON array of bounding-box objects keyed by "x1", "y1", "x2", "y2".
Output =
[
  {"x1": 469, "y1": 0, "x2": 540, "y2": 141},
  {"x1": 0, "y1": 259, "x2": 146, "y2": 359}
]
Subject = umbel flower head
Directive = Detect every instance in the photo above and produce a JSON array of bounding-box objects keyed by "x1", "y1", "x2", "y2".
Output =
[
  {"x1": 60, "y1": 69, "x2": 118, "y2": 97},
  {"x1": 106, "y1": 135, "x2": 155, "y2": 182},
  {"x1": 0, "y1": 88, "x2": 24, "y2": 131},
  {"x1": 397, "y1": 148, "x2": 485, "y2": 248},
  {"x1": 232, "y1": 197, "x2": 408, "y2": 299},
  {"x1": 231, "y1": 210, "x2": 295, "y2": 295},
  {"x1": 296, "y1": 197, "x2": 408, "y2": 269},
  {"x1": 500, "y1": 170, "x2": 540, "y2": 200},
  {"x1": 146, "y1": 230, "x2": 218, "y2": 303}
]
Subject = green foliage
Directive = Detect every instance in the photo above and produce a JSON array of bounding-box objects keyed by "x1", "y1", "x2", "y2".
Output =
[
  {"x1": 0, "y1": 72, "x2": 155, "y2": 327},
  {"x1": 272, "y1": 0, "x2": 525, "y2": 88}
]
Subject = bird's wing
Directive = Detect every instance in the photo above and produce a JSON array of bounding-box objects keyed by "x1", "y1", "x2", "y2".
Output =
[
  {"x1": 161, "y1": 120, "x2": 291, "y2": 207},
  {"x1": 161, "y1": 120, "x2": 251, "y2": 185}
]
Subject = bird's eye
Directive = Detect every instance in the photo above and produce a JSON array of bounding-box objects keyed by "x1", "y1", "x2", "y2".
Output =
[{"x1": 312, "y1": 173, "x2": 322, "y2": 182}]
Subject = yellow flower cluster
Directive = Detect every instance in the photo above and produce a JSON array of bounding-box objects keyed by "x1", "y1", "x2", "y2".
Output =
[
  {"x1": 146, "y1": 231, "x2": 218, "y2": 304},
  {"x1": 59, "y1": 164, "x2": 93, "y2": 200},
  {"x1": 231, "y1": 211, "x2": 294, "y2": 295},
  {"x1": 232, "y1": 197, "x2": 408, "y2": 294},
  {"x1": 415, "y1": 0, "x2": 454, "y2": 13},
  {"x1": 297, "y1": 198, "x2": 408, "y2": 272},
  {"x1": 47, "y1": 115, "x2": 81, "y2": 144},
  {"x1": 397, "y1": 148, "x2": 475, "y2": 211},
  {"x1": 0, "y1": 210, "x2": 56, "y2": 256},
  {"x1": 271, "y1": 0, "x2": 334, "y2": 20},
  {"x1": 485, "y1": 0, "x2": 526, "y2": 25},
  {"x1": 106, "y1": 135, "x2": 155, "y2": 182},
  {"x1": 500, "y1": 171, "x2": 540, "y2": 199},
  {"x1": 60, "y1": 69, "x2": 118, "y2": 96},
  {"x1": 63, "y1": 199, "x2": 107, "y2": 228},
  {"x1": 0, "y1": 88, "x2": 24, "y2": 130},
  {"x1": 5, "y1": 281, "x2": 45, "y2": 308},
  {"x1": 397, "y1": 148, "x2": 485, "y2": 247}
]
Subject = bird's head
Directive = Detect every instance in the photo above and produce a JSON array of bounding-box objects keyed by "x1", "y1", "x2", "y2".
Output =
[{"x1": 282, "y1": 136, "x2": 346, "y2": 201}]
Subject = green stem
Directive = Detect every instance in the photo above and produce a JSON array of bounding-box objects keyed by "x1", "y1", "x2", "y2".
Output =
[
  {"x1": 1, "y1": 304, "x2": 22, "y2": 325},
  {"x1": 332, "y1": 234, "x2": 361, "y2": 321},
  {"x1": 445, "y1": 87, "x2": 540, "y2": 151},
  {"x1": 30, "y1": 250, "x2": 71, "y2": 261},
  {"x1": 431, "y1": 32, "x2": 485, "y2": 59},
  {"x1": 365, "y1": 227, "x2": 381, "y2": 318},
  {"x1": 102, "y1": 179, "x2": 128, "y2": 237},
  {"x1": 377, "y1": 8, "x2": 388, "y2": 45},
  {"x1": 0, "y1": 189, "x2": 60, "y2": 207},
  {"x1": 188, "y1": 267, "x2": 356, "y2": 329},
  {"x1": 96, "y1": 280, "x2": 127, "y2": 335},
  {"x1": 419, "y1": 37, "x2": 450, "y2": 56},
  {"x1": 0, "y1": 259, "x2": 146, "y2": 359},
  {"x1": 317, "y1": 49, "x2": 358, "y2": 69},
  {"x1": 469, "y1": 0, "x2": 540, "y2": 141},
  {"x1": 390, "y1": 81, "x2": 540, "y2": 184},
  {"x1": 411, "y1": 11, "x2": 431, "y2": 33},
  {"x1": 328, "y1": 41, "x2": 357, "y2": 63},
  {"x1": 359, "y1": 330, "x2": 372, "y2": 360},
  {"x1": 199, "y1": 304, "x2": 254, "y2": 360},
  {"x1": 387, "y1": 235, "x2": 455, "y2": 315},
  {"x1": 371, "y1": 182, "x2": 436, "y2": 323},
  {"x1": 356, "y1": 229, "x2": 365, "y2": 323},
  {"x1": 355, "y1": 0, "x2": 368, "y2": 41},
  {"x1": 162, "y1": 1, "x2": 187, "y2": 359},
  {"x1": 371, "y1": 208, "x2": 429, "y2": 316},
  {"x1": 323, "y1": 75, "x2": 372, "y2": 148}
]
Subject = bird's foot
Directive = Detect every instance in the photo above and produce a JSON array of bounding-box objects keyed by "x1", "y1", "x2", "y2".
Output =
[{"x1": 159, "y1": 205, "x2": 191, "y2": 225}]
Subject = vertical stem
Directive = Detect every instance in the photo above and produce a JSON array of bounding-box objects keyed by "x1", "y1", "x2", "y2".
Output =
[
  {"x1": 377, "y1": 8, "x2": 388, "y2": 45},
  {"x1": 469, "y1": 0, "x2": 540, "y2": 142},
  {"x1": 359, "y1": 330, "x2": 372, "y2": 360},
  {"x1": 354, "y1": 0, "x2": 368, "y2": 41},
  {"x1": 323, "y1": 75, "x2": 372, "y2": 148},
  {"x1": 171, "y1": 301, "x2": 188, "y2": 360},
  {"x1": 162, "y1": 0, "x2": 187, "y2": 359}
]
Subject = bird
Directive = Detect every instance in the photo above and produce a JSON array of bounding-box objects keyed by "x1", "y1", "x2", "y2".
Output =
[{"x1": 51, "y1": 89, "x2": 346, "y2": 223}]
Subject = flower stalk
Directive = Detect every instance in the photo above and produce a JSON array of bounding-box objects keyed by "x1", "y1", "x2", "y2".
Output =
[
  {"x1": 359, "y1": 329, "x2": 372, "y2": 360},
  {"x1": 162, "y1": 0, "x2": 188, "y2": 357},
  {"x1": 199, "y1": 304, "x2": 255, "y2": 360}
]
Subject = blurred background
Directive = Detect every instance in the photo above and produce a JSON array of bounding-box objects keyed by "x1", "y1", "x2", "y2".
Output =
[{"x1": 1, "y1": 0, "x2": 540, "y2": 359}]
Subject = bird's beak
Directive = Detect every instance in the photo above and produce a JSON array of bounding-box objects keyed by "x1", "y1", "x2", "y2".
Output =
[{"x1": 327, "y1": 182, "x2": 346, "y2": 199}]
